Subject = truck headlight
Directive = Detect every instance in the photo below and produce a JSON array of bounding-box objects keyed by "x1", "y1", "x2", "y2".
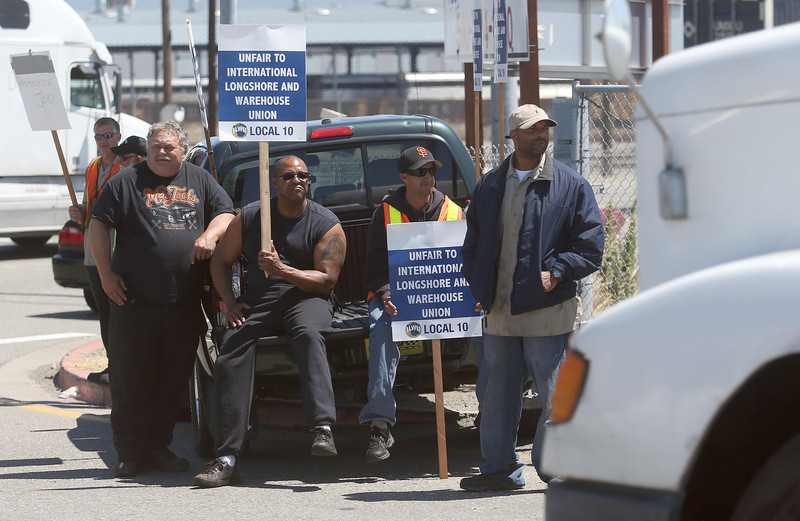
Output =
[{"x1": 550, "y1": 348, "x2": 589, "y2": 424}]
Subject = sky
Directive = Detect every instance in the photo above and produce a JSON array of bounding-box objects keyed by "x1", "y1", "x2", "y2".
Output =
[{"x1": 64, "y1": 0, "x2": 395, "y2": 10}]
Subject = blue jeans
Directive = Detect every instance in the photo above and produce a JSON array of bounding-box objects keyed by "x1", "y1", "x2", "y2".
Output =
[
  {"x1": 358, "y1": 296, "x2": 400, "y2": 425},
  {"x1": 478, "y1": 332, "x2": 567, "y2": 485},
  {"x1": 472, "y1": 335, "x2": 488, "y2": 411}
]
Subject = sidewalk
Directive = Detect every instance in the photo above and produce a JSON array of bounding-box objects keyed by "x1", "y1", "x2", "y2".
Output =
[{"x1": 55, "y1": 341, "x2": 482, "y2": 428}]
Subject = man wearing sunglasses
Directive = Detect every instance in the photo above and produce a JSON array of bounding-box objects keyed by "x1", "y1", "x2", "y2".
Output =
[
  {"x1": 67, "y1": 117, "x2": 122, "y2": 385},
  {"x1": 359, "y1": 146, "x2": 463, "y2": 463},
  {"x1": 460, "y1": 104, "x2": 604, "y2": 492},
  {"x1": 194, "y1": 156, "x2": 347, "y2": 488},
  {"x1": 111, "y1": 135, "x2": 148, "y2": 168}
]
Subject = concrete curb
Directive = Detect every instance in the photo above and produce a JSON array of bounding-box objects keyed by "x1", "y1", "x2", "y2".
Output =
[
  {"x1": 55, "y1": 342, "x2": 470, "y2": 427},
  {"x1": 55, "y1": 339, "x2": 112, "y2": 408}
]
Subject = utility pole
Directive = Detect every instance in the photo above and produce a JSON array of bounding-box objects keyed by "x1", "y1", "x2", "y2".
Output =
[
  {"x1": 464, "y1": 63, "x2": 484, "y2": 158},
  {"x1": 518, "y1": 0, "x2": 540, "y2": 106},
  {"x1": 652, "y1": 0, "x2": 669, "y2": 61},
  {"x1": 208, "y1": 0, "x2": 218, "y2": 134},
  {"x1": 161, "y1": 0, "x2": 173, "y2": 104}
]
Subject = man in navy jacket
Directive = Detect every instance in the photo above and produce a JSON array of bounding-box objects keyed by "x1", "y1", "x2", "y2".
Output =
[{"x1": 460, "y1": 104, "x2": 604, "y2": 491}]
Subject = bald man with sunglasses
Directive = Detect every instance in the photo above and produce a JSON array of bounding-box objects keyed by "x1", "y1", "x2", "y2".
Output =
[
  {"x1": 195, "y1": 156, "x2": 347, "y2": 488},
  {"x1": 359, "y1": 146, "x2": 463, "y2": 463}
]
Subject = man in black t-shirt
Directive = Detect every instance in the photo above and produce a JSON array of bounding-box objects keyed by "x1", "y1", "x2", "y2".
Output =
[
  {"x1": 193, "y1": 156, "x2": 347, "y2": 488},
  {"x1": 90, "y1": 121, "x2": 235, "y2": 479}
]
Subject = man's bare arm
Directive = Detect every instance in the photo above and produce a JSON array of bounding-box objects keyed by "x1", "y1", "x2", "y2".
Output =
[
  {"x1": 258, "y1": 223, "x2": 346, "y2": 296},
  {"x1": 191, "y1": 212, "x2": 235, "y2": 263},
  {"x1": 209, "y1": 213, "x2": 250, "y2": 328},
  {"x1": 89, "y1": 219, "x2": 127, "y2": 305}
]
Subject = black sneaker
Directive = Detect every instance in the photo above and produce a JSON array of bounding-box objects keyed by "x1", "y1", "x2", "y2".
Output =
[
  {"x1": 311, "y1": 427, "x2": 337, "y2": 456},
  {"x1": 147, "y1": 448, "x2": 190, "y2": 472},
  {"x1": 193, "y1": 459, "x2": 241, "y2": 488},
  {"x1": 460, "y1": 473, "x2": 524, "y2": 492},
  {"x1": 365, "y1": 426, "x2": 394, "y2": 463},
  {"x1": 114, "y1": 460, "x2": 143, "y2": 478}
]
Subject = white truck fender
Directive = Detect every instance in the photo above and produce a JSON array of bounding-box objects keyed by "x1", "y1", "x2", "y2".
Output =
[{"x1": 542, "y1": 249, "x2": 800, "y2": 491}]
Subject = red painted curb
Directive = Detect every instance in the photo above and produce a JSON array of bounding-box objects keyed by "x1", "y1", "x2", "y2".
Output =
[{"x1": 57, "y1": 339, "x2": 112, "y2": 408}]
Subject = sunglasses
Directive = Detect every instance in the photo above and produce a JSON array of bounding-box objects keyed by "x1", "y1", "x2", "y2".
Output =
[
  {"x1": 406, "y1": 166, "x2": 437, "y2": 178},
  {"x1": 279, "y1": 171, "x2": 310, "y2": 182},
  {"x1": 94, "y1": 132, "x2": 118, "y2": 141}
]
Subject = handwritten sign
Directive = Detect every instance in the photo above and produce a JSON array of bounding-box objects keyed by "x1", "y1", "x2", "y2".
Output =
[
  {"x1": 10, "y1": 52, "x2": 70, "y2": 131},
  {"x1": 387, "y1": 220, "x2": 482, "y2": 341},
  {"x1": 218, "y1": 25, "x2": 306, "y2": 142}
]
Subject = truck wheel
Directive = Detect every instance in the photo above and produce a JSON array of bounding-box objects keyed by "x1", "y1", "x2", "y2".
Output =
[
  {"x1": 190, "y1": 358, "x2": 215, "y2": 459},
  {"x1": 11, "y1": 235, "x2": 50, "y2": 247},
  {"x1": 83, "y1": 289, "x2": 98, "y2": 312},
  {"x1": 731, "y1": 431, "x2": 800, "y2": 521}
]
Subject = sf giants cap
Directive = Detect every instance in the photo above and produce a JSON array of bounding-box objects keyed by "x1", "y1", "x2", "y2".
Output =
[
  {"x1": 111, "y1": 136, "x2": 148, "y2": 157},
  {"x1": 508, "y1": 104, "x2": 557, "y2": 131},
  {"x1": 398, "y1": 146, "x2": 443, "y2": 172}
]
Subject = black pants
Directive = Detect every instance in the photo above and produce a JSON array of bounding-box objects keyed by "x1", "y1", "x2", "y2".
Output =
[
  {"x1": 213, "y1": 290, "x2": 336, "y2": 457},
  {"x1": 85, "y1": 265, "x2": 110, "y2": 352},
  {"x1": 108, "y1": 299, "x2": 201, "y2": 462}
]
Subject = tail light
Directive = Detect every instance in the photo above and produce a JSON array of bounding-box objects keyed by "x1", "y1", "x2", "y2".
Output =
[{"x1": 58, "y1": 222, "x2": 84, "y2": 247}]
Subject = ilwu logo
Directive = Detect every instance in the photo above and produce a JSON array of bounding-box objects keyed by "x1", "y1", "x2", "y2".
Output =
[{"x1": 405, "y1": 322, "x2": 422, "y2": 338}]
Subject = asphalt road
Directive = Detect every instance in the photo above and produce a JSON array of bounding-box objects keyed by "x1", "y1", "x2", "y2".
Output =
[{"x1": 0, "y1": 237, "x2": 547, "y2": 520}]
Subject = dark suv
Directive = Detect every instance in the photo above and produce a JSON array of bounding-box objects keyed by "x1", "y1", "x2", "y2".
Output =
[{"x1": 190, "y1": 114, "x2": 477, "y2": 457}]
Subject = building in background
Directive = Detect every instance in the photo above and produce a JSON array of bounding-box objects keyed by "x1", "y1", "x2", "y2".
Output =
[{"x1": 684, "y1": 0, "x2": 800, "y2": 47}]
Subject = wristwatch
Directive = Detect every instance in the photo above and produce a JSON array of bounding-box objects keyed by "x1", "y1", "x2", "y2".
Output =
[{"x1": 551, "y1": 267, "x2": 564, "y2": 282}]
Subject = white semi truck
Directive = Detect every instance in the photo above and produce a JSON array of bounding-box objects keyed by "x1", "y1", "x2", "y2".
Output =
[
  {"x1": 542, "y1": 2, "x2": 800, "y2": 520},
  {"x1": 1, "y1": 0, "x2": 149, "y2": 246}
]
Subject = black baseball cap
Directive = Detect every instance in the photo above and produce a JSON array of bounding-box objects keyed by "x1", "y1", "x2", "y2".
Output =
[
  {"x1": 111, "y1": 136, "x2": 147, "y2": 157},
  {"x1": 398, "y1": 146, "x2": 443, "y2": 172}
]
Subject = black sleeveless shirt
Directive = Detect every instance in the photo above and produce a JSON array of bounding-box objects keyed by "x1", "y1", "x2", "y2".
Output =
[{"x1": 239, "y1": 198, "x2": 339, "y2": 300}]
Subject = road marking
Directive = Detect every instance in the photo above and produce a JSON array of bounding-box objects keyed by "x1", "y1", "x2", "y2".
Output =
[
  {"x1": 0, "y1": 332, "x2": 95, "y2": 345},
  {"x1": 0, "y1": 397, "x2": 106, "y2": 422}
]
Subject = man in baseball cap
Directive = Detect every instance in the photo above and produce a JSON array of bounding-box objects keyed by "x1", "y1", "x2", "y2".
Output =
[
  {"x1": 359, "y1": 145, "x2": 463, "y2": 464},
  {"x1": 111, "y1": 136, "x2": 148, "y2": 168},
  {"x1": 397, "y1": 145, "x2": 444, "y2": 172},
  {"x1": 460, "y1": 104, "x2": 604, "y2": 492},
  {"x1": 507, "y1": 103, "x2": 558, "y2": 130}
]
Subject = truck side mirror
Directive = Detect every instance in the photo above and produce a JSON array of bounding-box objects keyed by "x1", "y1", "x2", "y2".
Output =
[
  {"x1": 600, "y1": 0, "x2": 633, "y2": 82},
  {"x1": 600, "y1": 0, "x2": 687, "y2": 219}
]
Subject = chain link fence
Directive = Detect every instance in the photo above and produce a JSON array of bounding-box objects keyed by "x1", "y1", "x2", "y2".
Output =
[{"x1": 468, "y1": 84, "x2": 639, "y2": 320}]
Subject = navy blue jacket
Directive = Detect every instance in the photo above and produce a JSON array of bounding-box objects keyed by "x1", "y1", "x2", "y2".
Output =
[{"x1": 462, "y1": 153, "x2": 604, "y2": 315}]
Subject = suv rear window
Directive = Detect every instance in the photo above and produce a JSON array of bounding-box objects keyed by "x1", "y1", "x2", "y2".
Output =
[{"x1": 219, "y1": 138, "x2": 469, "y2": 210}]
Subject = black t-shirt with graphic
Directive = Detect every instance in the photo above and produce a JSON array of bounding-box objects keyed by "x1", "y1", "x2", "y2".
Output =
[
  {"x1": 92, "y1": 161, "x2": 234, "y2": 305},
  {"x1": 239, "y1": 198, "x2": 339, "y2": 301}
]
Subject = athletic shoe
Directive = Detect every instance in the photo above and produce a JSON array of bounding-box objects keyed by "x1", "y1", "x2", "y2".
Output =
[
  {"x1": 365, "y1": 426, "x2": 394, "y2": 463},
  {"x1": 459, "y1": 473, "x2": 524, "y2": 492},
  {"x1": 193, "y1": 459, "x2": 241, "y2": 488},
  {"x1": 311, "y1": 427, "x2": 337, "y2": 456}
]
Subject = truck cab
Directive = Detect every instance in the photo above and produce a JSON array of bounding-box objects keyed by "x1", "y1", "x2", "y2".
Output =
[
  {"x1": 0, "y1": 0, "x2": 149, "y2": 246},
  {"x1": 542, "y1": 6, "x2": 800, "y2": 521}
]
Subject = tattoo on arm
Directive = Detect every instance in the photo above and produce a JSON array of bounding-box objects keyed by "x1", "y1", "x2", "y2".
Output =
[{"x1": 322, "y1": 236, "x2": 346, "y2": 266}]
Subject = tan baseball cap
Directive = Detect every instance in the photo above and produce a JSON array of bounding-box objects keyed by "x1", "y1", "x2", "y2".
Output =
[{"x1": 508, "y1": 104, "x2": 557, "y2": 131}]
